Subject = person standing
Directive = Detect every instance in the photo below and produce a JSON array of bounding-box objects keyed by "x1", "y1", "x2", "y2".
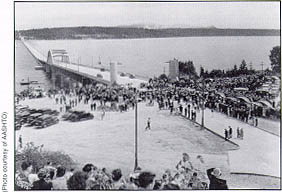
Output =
[
  {"x1": 255, "y1": 117, "x2": 258, "y2": 127},
  {"x1": 32, "y1": 168, "x2": 53, "y2": 190},
  {"x1": 19, "y1": 135, "x2": 23, "y2": 148},
  {"x1": 188, "y1": 104, "x2": 191, "y2": 119},
  {"x1": 176, "y1": 153, "x2": 194, "y2": 173},
  {"x1": 240, "y1": 128, "x2": 244, "y2": 140},
  {"x1": 228, "y1": 126, "x2": 233, "y2": 139},
  {"x1": 101, "y1": 109, "x2": 105, "y2": 120},
  {"x1": 145, "y1": 118, "x2": 151, "y2": 130},
  {"x1": 224, "y1": 129, "x2": 228, "y2": 141},
  {"x1": 179, "y1": 104, "x2": 183, "y2": 115},
  {"x1": 237, "y1": 127, "x2": 240, "y2": 139},
  {"x1": 206, "y1": 168, "x2": 228, "y2": 190},
  {"x1": 15, "y1": 162, "x2": 33, "y2": 190},
  {"x1": 184, "y1": 107, "x2": 187, "y2": 117}
]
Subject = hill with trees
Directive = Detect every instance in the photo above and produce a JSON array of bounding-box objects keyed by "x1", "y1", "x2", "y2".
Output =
[{"x1": 16, "y1": 26, "x2": 280, "y2": 40}]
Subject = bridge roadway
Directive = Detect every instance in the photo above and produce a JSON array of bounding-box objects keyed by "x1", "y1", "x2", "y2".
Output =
[{"x1": 21, "y1": 40, "x2": 147, "y2": 87}]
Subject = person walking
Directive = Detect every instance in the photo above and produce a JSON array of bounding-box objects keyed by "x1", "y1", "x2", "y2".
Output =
[{"x1": 145, "y1": 118, "x2": 151, "y2": 130}]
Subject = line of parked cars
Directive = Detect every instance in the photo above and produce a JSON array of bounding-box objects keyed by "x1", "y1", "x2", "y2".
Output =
[
  {"x1": 15, "y1": 105, "x2": 59, "y2": 130},
  {"x1": 62, "y1": 110, "x2": 94, "y2": 122}
]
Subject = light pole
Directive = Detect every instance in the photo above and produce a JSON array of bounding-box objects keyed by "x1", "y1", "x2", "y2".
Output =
[
  {"x1": 134, "y1": 94, "x2": 138, "y2": 171},
  {"x1": 200, "y1": 83, "x2": 205, "y2": 128},
  {"x1": 201, "y1": 97, "x2": 205, "y2": 127}
]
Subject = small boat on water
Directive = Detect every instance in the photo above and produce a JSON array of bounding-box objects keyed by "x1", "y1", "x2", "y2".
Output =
[
  {"x1": 20, "y1": 78, "x2": 39, "y2": 86},
  {"x1": 34, "y1": 65, "x2": 45, "y2": 70}
]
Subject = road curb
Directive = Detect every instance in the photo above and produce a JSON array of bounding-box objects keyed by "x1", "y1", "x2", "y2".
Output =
[{"x1": 179, "y1": 114, "x2": 240, "y2": 148}]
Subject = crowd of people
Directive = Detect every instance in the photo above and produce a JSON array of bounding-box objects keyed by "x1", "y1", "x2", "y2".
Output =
[
  {"x1": 16, "y1": 73, "x2": 280, "y2": 123},
  {"x1": 15, "y1": 153, "x2": 228, "y2": 190},
  {"x1": 140, "y1": 74, "x2": 280, "y2": 125}
]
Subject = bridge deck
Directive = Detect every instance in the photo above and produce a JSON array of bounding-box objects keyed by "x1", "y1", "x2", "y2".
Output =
[{"x1": 22, "y1": 40, "x2": 147, "y2": 87}]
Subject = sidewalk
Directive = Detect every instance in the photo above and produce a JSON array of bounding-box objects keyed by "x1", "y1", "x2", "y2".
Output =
[{"x1": 193, "y1": 108, "x2": 280, "y2": 178}]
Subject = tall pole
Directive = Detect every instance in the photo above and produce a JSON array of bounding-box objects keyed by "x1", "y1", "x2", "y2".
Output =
[
  {"x1": 261, "y1": 62, "x2": 264, "y2": 76},
  {"x1": 201, "y1": 101, "x2": 204, "y2": 127},
  {"x1": 77, "y1": 57, "x2": 79, "y2": 72},
  {"x1": 134, "y1": 96, "x2": 138, "y2": 171},
  {"x1": 201, "y1": 84, "x2": 205, "y2": 128}
]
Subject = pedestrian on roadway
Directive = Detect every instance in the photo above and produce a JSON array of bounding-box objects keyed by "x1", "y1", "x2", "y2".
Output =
[
  {"x1": 101, "y1": 109, "x2": 105, "y2": 120},
  {"x1": 228, "y1": 126, "x2": 232, "y2": 139},
  {"x1": 224, "y1": 129, "x2": 228, "y2": 141},
  {"x1": 145, "y1": 117, "x2": 151, "y2": 130},
  {"x1": 240, "y1": 128, "x2": 244, "y2": 140},
  {"x1": 255, "y1": 117, "x2": 258, "y2": 127},
  {"x1": 237, "y1": 127, "x2": 240, "y2": 139}
]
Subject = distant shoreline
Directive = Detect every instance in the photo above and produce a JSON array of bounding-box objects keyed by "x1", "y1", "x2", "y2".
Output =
[{"x1": 16, "y1": 26, "x2": 280, "y2": 40}]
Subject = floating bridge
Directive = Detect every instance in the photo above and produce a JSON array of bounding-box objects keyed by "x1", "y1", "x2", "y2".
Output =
[{"x1": 21, "y1": 40, "x2": 146, "y2": 89}]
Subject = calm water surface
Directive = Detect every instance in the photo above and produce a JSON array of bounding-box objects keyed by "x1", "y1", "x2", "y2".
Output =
[{"x1": 16, "y1": 36, "x2": 280, "y2": 91}]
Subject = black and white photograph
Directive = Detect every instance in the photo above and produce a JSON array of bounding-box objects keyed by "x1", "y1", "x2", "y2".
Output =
[{"x1": 11, "y1": 1, "x2": 281, "y2": 190}]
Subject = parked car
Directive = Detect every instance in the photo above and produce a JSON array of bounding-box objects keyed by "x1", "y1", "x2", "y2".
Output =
[
  {"x1": 62, "y1": 110, "x2": 94, "y2": 122},
  {"x1": 97, "y1": 73, "x2": 103, "y2": 78},
  {"x1": 26, "y1": 113, "x2": 43, "y2": 125},
  {"x1": 129, "y1": 74, "x2": 136, "y2": 79},
  {"x1": 34, "y1": 115, "x2": 59, "y2": 128},
  {"x1": 120, "y1": 72, "x2": 126, "y2": 77},
  {"x1": 70, "y1": 112, "x2": 94, "y2": 122},
  {"x1": 37, "y1": 108, "x2": 59, "y2": 116},
  {"x1": 15, "y1": 122, "x2": 22, "y2": 130},
  {"x1": 62, "y1": 111, "x2": 83, "y2": 121},
  {"x1": 16, "y1": 105, "x2": 29, "y2": 112}
]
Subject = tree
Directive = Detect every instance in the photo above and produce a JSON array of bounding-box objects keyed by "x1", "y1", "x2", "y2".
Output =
[
  {"x1": 178, "y1": 60, "x2": 198, "y2": 78},
  {"x1": 200, "y1": 66, "x2": 205, "y2": 78},
  {"x1": 269, "y1": 46, "x2": 281, "y2": 73},
  {"x1": 239, "y1": 59, "x2": 248, "y2": 73},
  {"x1": 159, "y1": 73, "x2": 168, "y2": 80}
]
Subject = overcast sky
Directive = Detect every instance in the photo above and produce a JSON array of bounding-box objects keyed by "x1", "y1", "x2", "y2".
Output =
[{"x1": 15, "y1": 2, "x2": 280, "y2": 30}]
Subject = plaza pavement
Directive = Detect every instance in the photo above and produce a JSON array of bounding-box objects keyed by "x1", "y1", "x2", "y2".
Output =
[{"x1": 191, "y1": 107, "x2": 280, "y2": 178}]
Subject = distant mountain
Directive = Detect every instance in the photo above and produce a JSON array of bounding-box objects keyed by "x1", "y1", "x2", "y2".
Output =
[
  {"x1": 16, "y1": 26, "x2": 280, "y2": 40},
  {"x1": 117, "y1": 24, "x2": 217, "y2": 29}
]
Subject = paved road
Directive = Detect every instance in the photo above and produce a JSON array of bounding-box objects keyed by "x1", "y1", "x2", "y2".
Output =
[{"x1": 193, "y1": 108, "x2": 280, "y2": 178}]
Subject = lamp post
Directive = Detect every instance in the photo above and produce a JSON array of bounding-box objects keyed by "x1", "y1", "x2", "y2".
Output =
[
  {"x1": 201, "y1": 97, "x2": 205, "y2": 127},
  {"x1": 200, "y1": 83, "x2": 205, "y2": 128},
  {"x1": 134, "y1": 93, "x2": 138, "y2": 171}
]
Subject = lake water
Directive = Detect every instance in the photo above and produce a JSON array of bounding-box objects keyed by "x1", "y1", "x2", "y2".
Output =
[
  {"x1": 15, "y1": 41, "x2": 52, "y2": 93},
  {"x1": 16, "y1": 36, "x2": 280, "y2": 91}
]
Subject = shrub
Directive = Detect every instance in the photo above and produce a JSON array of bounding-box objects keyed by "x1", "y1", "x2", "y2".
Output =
[{"x1": 16, "y1": 142, "x2": 76, "y2": 173}]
